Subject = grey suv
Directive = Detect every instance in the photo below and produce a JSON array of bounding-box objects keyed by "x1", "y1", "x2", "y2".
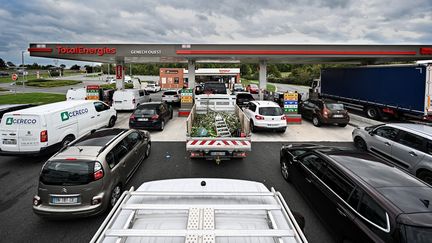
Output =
[
  {"x1": 353, "y1": 123, "x2": 432, "y2": 185},
  {"x1": 33, "y1": 128, "x2": 151, "y2": 218}
]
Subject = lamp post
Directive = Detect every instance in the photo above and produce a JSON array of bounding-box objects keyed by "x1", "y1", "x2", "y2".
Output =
[{"x1": 21, "y1": 51, "x2": 26, "y2": 89}]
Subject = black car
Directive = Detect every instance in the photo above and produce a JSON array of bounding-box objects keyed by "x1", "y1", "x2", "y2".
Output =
[
  {"x1": 129, "y1": 102, "x2": 173, "y2": 131},
  {"x1": 299, "y1": 99, "x2": 349, "y2": 127},
  {"x1": 236, "y1": 92, "x2": 254, "y2": 108},
  {"x1": 280, "y1": 144, "x2": 432, "y2": 243},
  {"x1": 0, "y1": 104, "x2": 35, "y2": 122}
]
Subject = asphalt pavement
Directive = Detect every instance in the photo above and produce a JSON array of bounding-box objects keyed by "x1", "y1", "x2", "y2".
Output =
[{"x1": 0, "y1": 141, "x2": 358, "y2": 243}]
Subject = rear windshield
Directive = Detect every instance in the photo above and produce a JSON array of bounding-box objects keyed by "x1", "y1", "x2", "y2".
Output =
[
  {"x1": 404, "y1": 225, "x2": 432, "y2": 243},
  {"x1": 147, "y1": 84, "x2": 155, "y2": 87},
  {"x1": 250, "y1": 84, "x2": 258, "y2": 88},
  {"x1": 237, "y1": 94, "x2": 254, "y2": 100},
  {"x1": 40, "y1": 160, "x2": 95, "y2": 186},
  {"x1": 259, "y1": 107, "x2": 283, "y2": 116},
  {"x1": 203, "y1": 83, "x2": 227, "y2": 94},
  {"x1": 135, "y1": 108, "x2": 157, "y2": 115},
  {"x1": 164, "y1": 91, "x2": 177, "y2": 95},
  {"x1": 325, "y1": 103, "x2": 344, "y2": 110}
]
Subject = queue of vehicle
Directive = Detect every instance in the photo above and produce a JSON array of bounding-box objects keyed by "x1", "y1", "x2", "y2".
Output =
[{"x1": 1, "y1": 80, "x2": 432, "y2": 243}]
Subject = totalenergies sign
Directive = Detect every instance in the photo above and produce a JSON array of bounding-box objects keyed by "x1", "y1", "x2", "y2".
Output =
[{"x1": 56, "y1": 45, "x2": 116, "y2": 56}]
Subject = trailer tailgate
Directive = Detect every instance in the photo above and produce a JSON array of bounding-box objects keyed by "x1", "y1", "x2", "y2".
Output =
[{"x1": 186, "y1": 137, "x2": 251, "y2": 151}]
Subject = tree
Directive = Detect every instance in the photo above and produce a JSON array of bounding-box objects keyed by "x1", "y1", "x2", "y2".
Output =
[
  {"x1": 0, "y1": 58, "x2": 6, "y2": 69},
  {"x1": 6, "y1": 61, "x2": 15, "y2": 68},
  {"x1": 70, "y1": 64, "x2": 80, "y2": 70},
  {"x1": 60, "y1": 64, "x2": 66, "y2": 69},
  {"x1": 267, "y1": 64, "x2": 282, "y2": 78}
]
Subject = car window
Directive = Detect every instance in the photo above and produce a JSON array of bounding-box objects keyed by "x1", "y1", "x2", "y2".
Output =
[
  {"x1": 375, "y1": 126, "x2": 399, "y2": 141},
  {"x1": 348, "y1": 187, "x2": 362, "y2": 209},
  {"x1": 301, "y1": 154, "x2": 326, "y2": 177},
  {"x1": 139, "y1": 90, "x2": 144, "y2": 96},
  {"x1": 325, "y1": 103, "x2": 344, "y2": 110},
  {"x1": 125, "y1": 132, "x2": 141, "y2": 150},
  {"x1": 109, "y1": 140, "x2": 129, "y2": 167},
  {"x1": 358, "y1": 193, "x2": 388, "y2": 229},
  {"x1": 106, "y1": 151, "x2": 116, "y2": 169},
  {"x1": 291, "y1": 150, "x2": 307, "y2": 156},
  {"x1": 94, "y1": 102, "x2": 105, "y2": 112},
  {"x1": 321, "y1": 166, "x2": 355, "y2": 201},
  {"x1": 248, "y1": 103, "x2": 256, "y2": 112},
  {"x1": 397, "y1": 131, "x2": 426, "y2": 152},
  {"x1": 160, "y1": 104, "x2": 167, "y2": 113},
  {"x1": 427, "y1": 141, "x2": 432, "y2": 155}
]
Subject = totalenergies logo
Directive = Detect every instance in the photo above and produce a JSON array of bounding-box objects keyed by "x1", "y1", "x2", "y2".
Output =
[{"x1": 56, "y1": 45, "x2": 116, "y2": 56}]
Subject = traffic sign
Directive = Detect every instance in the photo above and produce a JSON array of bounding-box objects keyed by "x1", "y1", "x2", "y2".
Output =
[{"x1": 12, "y1": 74, "x2": 18, "y2": 81}]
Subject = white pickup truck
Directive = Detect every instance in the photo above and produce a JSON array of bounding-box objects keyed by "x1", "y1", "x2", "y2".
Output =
[
  {"x1": 90, "y1": 178, "x2": 308, "y2": 243},
  {"x1": 186, "y1": 94, "x2": 251, "y2": 162}
]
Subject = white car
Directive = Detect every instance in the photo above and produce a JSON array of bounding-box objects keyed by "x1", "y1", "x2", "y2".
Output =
[
  {"x1": 144, "y1": 83, "x2": 161, "y2": 93},
  {"x1": 161, "y1": 90, "x2": 180, "y2": 103},
  {"x1": 112, "y1": 89, "x2": 151, "y2": 110},
  {"x1": 243, "y1": 101, "x2": 287, "y2": 133}
]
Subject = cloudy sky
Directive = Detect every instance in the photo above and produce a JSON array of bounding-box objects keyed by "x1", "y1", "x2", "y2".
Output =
[{"x1": 1, "y1": 0, "x2": 431, "y2": 66}]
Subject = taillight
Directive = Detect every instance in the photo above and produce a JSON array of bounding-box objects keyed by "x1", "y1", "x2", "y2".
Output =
[
  {"x1": 40, "y1": 130, "x2": 48, "y2": 142},
  {"x1": 132, "y1": 98, "x2": 136, "y2": 104},
  {"x1": 93, "y1": 162, "x2": 104, "y2": 181},
  {"x1": 130, "y1": 114, "x2": 136, "y2": 120},
  {"x1": 323, "y1": 108, "x2": 330, "y2": 118},
  {"x1": 191, "y1": 152, "x2": 204, "y2": 157},
  {"x1": 255, "y1": 115, "x2": 264, "y2": 120},
  {"x1": 151, "y1": 114, "x2": 159, "y2": 120},
  {"x1": 233, "y1": 152, "x2": 247, "y2": 157},
  {"x1": 33, "y1": 195, "x2": 41, "y2": 206},
  {"x1": 162, "y1": 95, "x2": 165, "y2": 97}
]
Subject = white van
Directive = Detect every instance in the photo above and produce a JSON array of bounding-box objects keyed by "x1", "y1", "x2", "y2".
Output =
[
  {"x1": 66, "y1": 88, "x2": 86, "y2": 100},
  {"x1": 112, "y1": 89, "x2": 151, "y2": 110},
  {"x1": 0, "y1": 100, "x2": 117, "y2": 156}
]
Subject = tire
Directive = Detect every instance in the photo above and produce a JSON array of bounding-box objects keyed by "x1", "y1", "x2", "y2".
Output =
[
  {"x1": 354, "y1": 137, "x2": 367, "y2": 151},
  {"x1": 61, "y1": 135, "x2": 75, "y2": 147},
  {"x1": 312, "y1": 115, "x2": 321, "y2": 127},
  {"x1": 250, "y1": 120, "x2": 256, "y2": 133},
  {"x1": 280, "y1": 159, "x2": 291, "y2": 182},
  {"x1": 170, "y1": 111, "x2": 173, "y2": 119},
  {"x1": 144, "y1": 142, "x2": 151, "y2": 158},
  {"x1": 338, "y1": 123, "x2": 348, "y2": 127},
  {"x1": 278, "y1": 128, "x2": 286, "y2": 133},
  {"x1": 160, "y1": 121, "x2": 165, "y2": 131},
  {"x1": 149, "y1": 98, "x2": 152, "y2": 102},
  {"x1": 365, "y1": 106, "x2": 381, "y2": 120},
  {"x1": 418, "y1": 170, "x2": 432, "y2": 186},
  {"x1": 108, "y1": 116, "x2": 116, "y2": 128},
  {"x1": 109, "y1": 185, "x2": 122, "y2": 208}
]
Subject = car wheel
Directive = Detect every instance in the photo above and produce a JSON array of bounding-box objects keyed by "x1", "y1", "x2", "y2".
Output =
[
  {"x1": 418, "y1": 170, "x2": 432, "y2": 185},
  {"x1": 312, "y1": 115, "x2": 321, "y2": 127},
  {"x1": 338, "y1": 123, "x2": 348, "y2": 127},
  {"x1": 250, "y1": 120, "x2": 256, "y2": 133},
  {"x1": 145, "y1": 142, "x2": 151, "y2": 158},
  {"x1": 108, "y1": 116, "x2": 116, "y2": 128},
  {"x1": 109, "y1": 185, "x2": 122, "y2": 208},
  {"x1": 61, "y1": 135, "x2": 75, "y2": 147},
  {"x1": 160, "y1": 121, "x2": 165, "y2": 131},
  {"x1": 280, "y1": 159, "x2": 291, "y2": 182},
  {"x1": 354, "y1": 137, "x2": 367, "y2": 151}
]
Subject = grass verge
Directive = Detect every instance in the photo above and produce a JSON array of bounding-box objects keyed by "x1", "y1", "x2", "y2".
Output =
[
  {"x1": 100, "y1": 83, "x2": 134, "y2": 89},
  {"x1": 0, "y1": 93, "x2": 65, "y2": 105},
  {"x1": 15, "y1": 79, "x2": 81, "y2": 87},
  {"x1": 241, "y1": 79, "x2": 276, "y2": 92}
]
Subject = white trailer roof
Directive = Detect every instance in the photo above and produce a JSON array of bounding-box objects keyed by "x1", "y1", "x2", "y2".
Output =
[
  {"x1": 7, "y1": 100, "x2": 93, "y2": 115},
  {"x1": 91, "y1": 178, "x2": 308, "y2": 243}
]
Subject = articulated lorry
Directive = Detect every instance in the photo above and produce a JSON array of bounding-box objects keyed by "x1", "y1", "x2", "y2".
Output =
[
  {"x1": 312, "y1": 64, "x2": 432, "y2": 120},
  {"x1": 186, "y1": 94, "x2": 251, "y2": 162}
]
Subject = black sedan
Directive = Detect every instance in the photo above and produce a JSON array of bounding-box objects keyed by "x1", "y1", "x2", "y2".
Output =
[
  {"x1": 236, "y1": 92, "x2": 255, "y2": 108},
  {"x1": 129, "y1": 102, "x2": 173, "y2": 131}
]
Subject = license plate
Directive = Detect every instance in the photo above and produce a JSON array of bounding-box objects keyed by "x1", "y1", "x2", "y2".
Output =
[
  {"x1": 137, "y1": 118, "x2": 148, "y2": 121},
  {"x1": 3, "y1": 139, "x2": 16, "y2": 145},
  {"x1": 267, "y1": 124, "x2": 279, "y2": 127},
  {"x1": 333, "y1": 114, "x2": 344, "y2": 118},
  {"x1": 211, "y1": 151, "x2": 226, "y2": 156},
  {"x1": 51, "y1": 196, "x2": 80, "y2": 204}
]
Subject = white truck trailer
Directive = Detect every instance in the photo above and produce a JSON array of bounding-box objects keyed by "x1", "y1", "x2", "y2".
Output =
[
  {"x1": 90, "y1": 178, "x2": 308, "y2": 243},
  {"x1": 186, "y1": 94, "x2": 251, "y2": 162}
]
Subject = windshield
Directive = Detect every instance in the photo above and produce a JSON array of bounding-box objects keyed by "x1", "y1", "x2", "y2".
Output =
[
  {"x1": 250, "y1": 84, "x2": 258, "y2": 88},
  {"x1": 259, "y1": 107, "x2": 283, "y2": 116},
  {"x1": 40, "y1": 160, "x2": 95, "y2": 186},
  {"x1": 325, "y1": 103, "x2": 344, "y2": 110},
  {"x1": 237, "y1": 94, "x2": 253, "y2": 100},
  {"x1": 134, "y1": 108, "x2": 157, "y2": 115},
  {"x1": 404, "y1": 225, "x2": 432, "y2": 243},
  {"x1": 164, "y1": 91, "x2": 177, "y2": 95}
]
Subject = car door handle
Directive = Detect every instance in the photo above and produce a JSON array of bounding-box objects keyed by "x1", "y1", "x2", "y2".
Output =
[
  {"x1": 336, "y1": 207, "x2": 347, "y2": 218},
  {"x1": 97, "y1": 114, "x2": 100, "y2": 117},
  {"x1": 384, "y1": 142, "x2": 391, "y2": 146},
  {"x1": 305, "y1": 178, "x2": 312, "y2": 183},
  {"x1": 409, "y1": 151, "x2": 417, "y2": 157},
  {"x1": 91, "y1": 116, "x2": 95, "y2": 119}
]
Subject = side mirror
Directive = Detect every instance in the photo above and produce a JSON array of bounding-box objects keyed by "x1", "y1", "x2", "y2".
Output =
[{"x1": 369, "y1": 131, "x2": 375, "y2": 136}]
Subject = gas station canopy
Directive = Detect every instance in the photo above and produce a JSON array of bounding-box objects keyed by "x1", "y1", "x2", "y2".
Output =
[{"x1": 28, "y1": 43, "x2": 432, "y2": 64}]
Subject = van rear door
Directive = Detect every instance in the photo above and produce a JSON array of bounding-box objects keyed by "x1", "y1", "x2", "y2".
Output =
[{"x1": 0, "y1": 114, "x2": 42, "y2": 152}]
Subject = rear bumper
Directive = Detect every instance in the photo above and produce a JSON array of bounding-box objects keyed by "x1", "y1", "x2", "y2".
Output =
[
  {"x1": 33, "y1": 203, "x2": 105, "y2": 218},
  {"x1": 254, "y1": 121, "x2": 287, "y2": 130},
  {"x1": 321, "y1": 117, "x2": 350, "y2": 124},
  {"x1": 129, "y1": 120, "x2": 162, "y2": 130},
  {"x1": 0, "y1": 143, "x2": 60, "y2": 157}
]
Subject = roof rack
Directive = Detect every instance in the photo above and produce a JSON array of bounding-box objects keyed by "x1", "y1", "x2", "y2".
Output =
[{"x1": 90, "y1": 187, "x2": 308, "y2": 243}]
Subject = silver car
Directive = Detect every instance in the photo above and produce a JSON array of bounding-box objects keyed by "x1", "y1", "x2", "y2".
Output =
[
  {"x1": 352, "y1": 123, "x2": 432, "y2": 185},
  {"x1": 33, "y1": 128, "x2": 151, "y2": 218}
]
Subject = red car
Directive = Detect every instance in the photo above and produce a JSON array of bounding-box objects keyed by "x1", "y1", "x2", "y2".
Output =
[{"x1": 246, "y1": 84, "x2": 259, "y2": 94}]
